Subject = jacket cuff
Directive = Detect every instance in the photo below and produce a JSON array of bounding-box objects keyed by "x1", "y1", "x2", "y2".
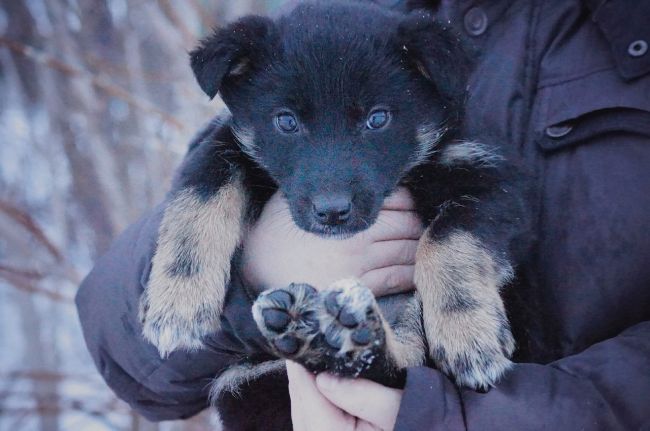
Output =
[
  {"x1": 394, "y1": 366, "x2": 465, "y2": 431},
  {"x1": 204, "y1": 264, "x2": 273, "y2": 356}
]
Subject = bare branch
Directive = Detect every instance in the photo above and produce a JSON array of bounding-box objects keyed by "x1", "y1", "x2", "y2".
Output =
[
  {"x1": 187, "y1": 0, "x2": 217, "y2": 31},
  {"x1": 0, "y1": 36, "x2": 185, "y2": 130},
  {"x1": 157, "y1": 0, "x2": 195, "y2": 45},
  {"x1": 0, "y1": 370, "x2": 99, "y2": 382},
  {"x1": 0, "y1": 199, "x2": 63, "y2": 262},
  {"x1": 0, "y1": 270, "x2": 73, "y2": 303},
  {"x1": 1, "y1": 401, "x2": 127, "y2": 431},
  {"x1": 0, "y1": 264, "x2": 45, "y2": 280}
]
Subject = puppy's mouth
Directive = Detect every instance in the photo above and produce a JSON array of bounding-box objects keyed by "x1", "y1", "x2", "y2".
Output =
[
  {"x1": 288, "y1": 205, "x2": 379, "y2": 239},
  {"x1": 304, "y1": 219, "x2": 375, "y2": 239}
]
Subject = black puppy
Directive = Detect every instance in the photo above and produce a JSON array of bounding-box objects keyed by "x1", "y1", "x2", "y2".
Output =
[{"x1": 139, "y1": 1, "x2": 530, "y2": 393}]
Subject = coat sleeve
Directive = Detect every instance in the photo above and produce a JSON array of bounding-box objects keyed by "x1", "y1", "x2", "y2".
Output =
[
  {"x1": 75, "y1": 201, "x2": 268, "y2": 421},
  {"x1": 394, "y1": 320, "x2": 650, "y2": 431},
  {"x1": 75, "y1": 116, "x2": 272, "y2": 421}
]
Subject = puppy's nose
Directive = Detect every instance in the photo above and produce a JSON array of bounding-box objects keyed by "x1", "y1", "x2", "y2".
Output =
[{"x1": 312, "y1": 194, "x2": 352, "y2": 226}]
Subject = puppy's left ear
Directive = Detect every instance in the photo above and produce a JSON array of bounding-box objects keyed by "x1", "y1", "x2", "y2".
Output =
[
  {"x1": 190, "y1": 15, "x2": 277, "y2": 99},
  {"x1": 398, "y1": 11, "x2": 473, "y2": 106}
]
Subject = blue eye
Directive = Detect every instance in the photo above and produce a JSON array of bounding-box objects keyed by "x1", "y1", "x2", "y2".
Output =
[
  {"x1": 276, "y1": 113, "x2": 298, "y2": 133},
  {"x1": 366, "y1": 110, "x2": 390, "y2": 129}
]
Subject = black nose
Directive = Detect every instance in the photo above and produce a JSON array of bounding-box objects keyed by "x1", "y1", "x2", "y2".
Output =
[{"x1": 312, "y1": 194, "x2": 352, "y2": 226}]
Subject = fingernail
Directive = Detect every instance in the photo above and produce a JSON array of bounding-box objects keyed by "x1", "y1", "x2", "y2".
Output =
[{"x1": 316, "y1": 373, "x2": 337, "y2": 390}]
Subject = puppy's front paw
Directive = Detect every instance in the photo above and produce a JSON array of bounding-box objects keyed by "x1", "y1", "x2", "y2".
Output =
[
  {"x1": 430, "y1": 307, "x2": 515, "y2": 391},
  {"x1": 253, "y1": 279, "x2": 388, "y2": 378},
  {"x1": 315, "y1": 279, "x2": 387, "y2": 377},
  {"x1": 252, "y1": 283, "x2": 321, "y2": 358},
  {"x1": 140, "y1": 290, "x2": 219, "y2": 357}
]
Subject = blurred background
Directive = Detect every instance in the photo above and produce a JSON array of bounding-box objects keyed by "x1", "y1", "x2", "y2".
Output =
[{"x1": 0, "y1": 1, "x2": 288, "y2": 430}]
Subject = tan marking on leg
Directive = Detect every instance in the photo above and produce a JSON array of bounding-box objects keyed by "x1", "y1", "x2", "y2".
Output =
[
  {"x1": 384, "y1": 294, "x2": 426, "y2": 368},
  {"x1": 414, "y1": 229, "x2": 514, "y2": 389},
  {"x1": 141, "y1": 177, "x2": 247, "y2": 357}
]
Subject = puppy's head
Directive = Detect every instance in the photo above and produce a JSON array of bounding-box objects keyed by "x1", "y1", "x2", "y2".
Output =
[{"x1": 190, "y1": 2, "x2": 471, "y2": 236}]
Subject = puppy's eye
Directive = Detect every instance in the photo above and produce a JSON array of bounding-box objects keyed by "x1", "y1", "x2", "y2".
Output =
[
  {"x1": 366, "y1": 110, "x2": 390, "y2": 129},
  {"x1": 275, "y1": 113, "x2": 299, "y2": 133}
]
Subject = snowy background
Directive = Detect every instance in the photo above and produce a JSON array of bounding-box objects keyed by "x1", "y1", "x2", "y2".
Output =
[{"x1": 0, "y1": 1, "x2": 287, "y2": 430}]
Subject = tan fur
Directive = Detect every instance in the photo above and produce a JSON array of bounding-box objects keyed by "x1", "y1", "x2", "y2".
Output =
[
  {"x1": 141, "y1": 177, "x2": 247, "y2": 357},
  {"x1": 232, "y1": 126, "x2": 261, "y2": 165},
  {"x1": 210, "y1": 360, "x2": 286, "y2": 401},
  {"x1": 440, "y1": 140, "x2": 504, "y2": 168},
  {"x1": 383, "y1": 294, "x2": 426, "y2": 368},
  {"x1": 409, "y1": 123, "x2": 447, "y2": 168},
  {"x1": 414, "y1": 229, "x2": 515, "y2": 388}
]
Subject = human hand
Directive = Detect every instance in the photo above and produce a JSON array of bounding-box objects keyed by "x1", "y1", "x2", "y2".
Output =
[
  {"x1": 241, "y1": 187, "x2": 423, "y2": 296},
  {"x1": 287, "y1": 361, "x2": 403, "y2": 431}
]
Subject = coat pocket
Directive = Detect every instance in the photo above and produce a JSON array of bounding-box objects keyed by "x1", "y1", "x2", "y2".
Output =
[{"x1": 536, "y1": 69, "x2": 650, "y2": 152}]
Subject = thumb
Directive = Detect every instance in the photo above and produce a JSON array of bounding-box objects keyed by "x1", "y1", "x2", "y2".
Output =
[{"x1": 316, "y1": 373, "x2": 402, "y2": 431}]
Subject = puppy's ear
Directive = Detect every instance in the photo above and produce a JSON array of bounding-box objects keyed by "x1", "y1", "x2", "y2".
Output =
[
  {"x1": 398, "y1": 11, "x2": 472, "y2": 105},
  {"x1": 190, "y1": 16, "x2": 276, "y2": 99}
]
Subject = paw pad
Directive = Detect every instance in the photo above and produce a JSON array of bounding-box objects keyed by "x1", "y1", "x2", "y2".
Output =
[
  {"x1": 351, "y1": 325, "x2": 372, "y2": 345},
  {"x1": 274, "y1": 335, "x2": 301, "y2": 355},
  {"x1": 324, "y1": 324, "x2": 344, "y2": 349},
  {"x1": 324, "y1": 290, "x2": 359, "y2": 328},
  {"x1": 266, "y1": 289, "x2": 294, "y2": 309},
  {"x1": 324, "y1": 291, "x2": 341, "y2": 317},
  {"x1": 262, "y1": 308, "x2": 291, "y2": 332}
]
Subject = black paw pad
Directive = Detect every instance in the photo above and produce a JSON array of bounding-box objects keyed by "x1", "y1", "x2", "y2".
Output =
[
  {"x1": 325, "y1": 291, "x2": 341, "y2": 317},
  {"x1": 324, "y1": 324, "x2": 343, "y2": 349},
  {"x1": 351, "y1": 326, "x2": 371, "y2": 345},
  {"x1": 274, "y1": 335, "x2": 301, "y2": 355},
  {"x1": 262, "y1": 309, "x2": 291, "y2": 332},
  {"x1": 267, "y1": 290, "x2": 294, "y2": 309},
  {"x1": 338, "y1": 308, "x2": 358, "y2": 328}
]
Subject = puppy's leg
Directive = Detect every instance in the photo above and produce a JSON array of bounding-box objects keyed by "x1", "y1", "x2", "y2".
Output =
[
  {"x1": 253, "y1": 279, "x2": 424, "y2": 387},
  {"x1": 140, "y1": 177, "x2": 247, "y2": 357},
  {"x1": 383, "y1": 293, "x2": 427, "y2": 370},
  {"x1": 415, "y1": 229, "x2": 515, "y2": 390}
]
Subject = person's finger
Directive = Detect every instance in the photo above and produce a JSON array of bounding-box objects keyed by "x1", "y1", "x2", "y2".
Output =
[
  {"x1": 286, "y1": 361, "x2": 310, "y2": 431},
  {"x1": 316, "y1": 373, "x2": 403, "y2": 431},
  {"x1": 362, "y1": 240, "x2": 418, "y2": 272},
  {"x1": 287, "y1": 362, "x2": 354, "y2": 431},
  {"x1": 381, "y1": 187, "x2": 416, "y2": 211},
  {"x1": 360, "y1": 265, "x2": 415, "y2": 296},
  {"x1": 368, "y1": 210, "x2": 424, "y2": 242}
]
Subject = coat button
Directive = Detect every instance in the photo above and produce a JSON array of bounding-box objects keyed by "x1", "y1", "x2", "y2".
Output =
[
  {"x1": 628, "y1": 40, "x2": 648, "y2": 58},
  {"x1": 464, "y1": 7, "x2": 488, "y2": 36},
  {"x1": 545, "y1": 123, "x2": 573, "y2": 138}
]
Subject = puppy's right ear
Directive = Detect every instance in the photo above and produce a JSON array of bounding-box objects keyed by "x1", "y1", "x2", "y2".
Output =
[
  {"x1": 190, "y1": 16, "x2": 276, "y2": 99},
  {"x1": 398, "y1": 11, "x2": 472, "y2": 106}
]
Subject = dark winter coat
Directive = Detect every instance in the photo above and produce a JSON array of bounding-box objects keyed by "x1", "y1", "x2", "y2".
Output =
[{"x1": 76, "y1": 0, "x2": 650, "y2": 429}]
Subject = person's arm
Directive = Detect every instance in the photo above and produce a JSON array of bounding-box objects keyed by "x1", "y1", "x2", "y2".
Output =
[
  {"x1": 75, "y1": 202, "x2": 265, "y2": 420},
  {"x1": 393, "y1": 321, "x2": 650, "y2": 430}
]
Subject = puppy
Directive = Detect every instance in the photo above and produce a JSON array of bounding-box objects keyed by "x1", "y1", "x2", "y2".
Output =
[{"x1": 139, "y1": 1, "x2": 530, "y2": 392}]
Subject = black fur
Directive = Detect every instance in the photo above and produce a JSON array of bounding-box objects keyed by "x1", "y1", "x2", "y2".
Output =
[{"x1": 182, "y1": 0, "x2": 531, "y2": 389}]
